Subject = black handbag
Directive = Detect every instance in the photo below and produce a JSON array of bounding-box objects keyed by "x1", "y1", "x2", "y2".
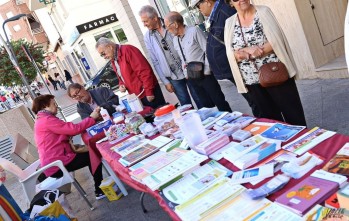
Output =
[{"x1": 177, "y1": 38, "x2": 205, "y2": 80}]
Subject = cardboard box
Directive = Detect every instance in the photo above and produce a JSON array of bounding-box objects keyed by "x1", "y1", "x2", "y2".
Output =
[
  {"x1": 86, "y1": 120, "x2": 112, "y2": 136},
  {"x1": 99, "y1": 176, "x2": 123, "y2": 201}
]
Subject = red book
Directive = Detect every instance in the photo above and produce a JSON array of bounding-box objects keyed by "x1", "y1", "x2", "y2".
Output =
[{"x1": 325, "y1": 193, "x2": 340, "y2": 209}]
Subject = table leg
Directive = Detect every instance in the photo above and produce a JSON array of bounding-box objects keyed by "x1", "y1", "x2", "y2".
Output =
[
  {"x1": 140, "y1": 192, "x2": 147, "y2": 213},
  {"x1": 101, "y1": 159, "x2": 128, "y2": 196}
]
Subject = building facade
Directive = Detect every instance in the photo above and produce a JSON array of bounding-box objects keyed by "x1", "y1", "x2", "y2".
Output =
[{"x1": 22, "y1": 0, "x2": 347, "y2": 85}]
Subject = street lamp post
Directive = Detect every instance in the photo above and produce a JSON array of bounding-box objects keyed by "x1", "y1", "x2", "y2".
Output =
[{"x1": 1, "y1": 14, "x2": 36, "y2": 100}]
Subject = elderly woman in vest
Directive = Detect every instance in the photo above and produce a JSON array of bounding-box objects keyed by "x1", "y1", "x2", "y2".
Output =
[{"x1": 224, "y1": 0, "x2": 306, "y2": 126}]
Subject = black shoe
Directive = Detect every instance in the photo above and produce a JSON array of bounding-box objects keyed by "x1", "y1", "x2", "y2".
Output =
[{"x1": 95, "y1": 192, "x2": 106, "y2": 200}]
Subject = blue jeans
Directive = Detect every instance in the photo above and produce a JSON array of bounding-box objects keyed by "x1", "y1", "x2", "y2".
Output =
[
  {"x1": 168, "y1": 78, "x2": 203, "y2": 108},
  {"x1": 188, "y1": 74, "x2": 232, "y2": 112}
]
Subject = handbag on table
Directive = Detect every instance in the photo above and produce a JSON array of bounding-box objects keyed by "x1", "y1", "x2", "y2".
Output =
[
  {"x1": 177, "y1": 38, "x2": 205, "y2": 80},
  {"x1": 237, "y1": 15, "x2": 289, "y2": 88}
]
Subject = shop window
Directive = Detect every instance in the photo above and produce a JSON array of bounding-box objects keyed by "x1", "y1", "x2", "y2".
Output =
[
  {"x1": 6, "y1": 12, "x2": 14, "y2": 19},
  {"x1": 94, "y1": 31, "x2": 113, "y2": 42},
  {"x1": 113, "y1": 27, "x2": 128, "y2": 43}
]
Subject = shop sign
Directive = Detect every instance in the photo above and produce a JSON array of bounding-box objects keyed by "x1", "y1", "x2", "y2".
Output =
[{"x1": 76, "y1": 14, "x2": 118, "y2": 34}]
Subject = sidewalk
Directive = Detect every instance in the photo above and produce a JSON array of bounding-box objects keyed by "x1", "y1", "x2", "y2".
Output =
[{"x1": 3, "y1": 78, "x2": 349, "y2": 220}]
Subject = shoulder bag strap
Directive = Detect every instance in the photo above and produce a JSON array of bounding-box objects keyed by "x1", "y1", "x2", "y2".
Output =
[
  {"x1": 237, "y1": 15, "x2": 258, "y2": 70},
  {"x1": 177, "y1": 37, "x2": 187, "y2": 64}
]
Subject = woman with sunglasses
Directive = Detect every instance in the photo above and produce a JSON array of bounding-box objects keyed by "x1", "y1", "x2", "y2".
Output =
[
  {"x1": 224, "y1": 0, "x2": 306, "y2": 126},
  {"x1": 32, "y1": 94, "x2": 106, "y2": 200}
]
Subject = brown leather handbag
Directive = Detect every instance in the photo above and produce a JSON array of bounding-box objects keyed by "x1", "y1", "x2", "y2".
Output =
[
  {"x1": 258, "y1": 62, "x2": 289, "y2": 87},
  {"x1": 237, "y1": 14, "x2": 289, "y2": 88}
]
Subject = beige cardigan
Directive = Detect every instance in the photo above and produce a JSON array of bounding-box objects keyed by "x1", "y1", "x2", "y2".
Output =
[{"x1": 224, "y1": 5, "x2": 297, "y2": 93}]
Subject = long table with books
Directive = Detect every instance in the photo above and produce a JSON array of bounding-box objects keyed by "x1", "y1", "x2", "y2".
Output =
[{"x1": 94, "y1": 115, "x2": 349, "y2": 220}]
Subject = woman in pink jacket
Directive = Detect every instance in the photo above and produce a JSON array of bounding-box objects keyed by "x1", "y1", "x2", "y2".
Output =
[{"x1": 32, "y1": 94, "x2": 105, "y2": 200}]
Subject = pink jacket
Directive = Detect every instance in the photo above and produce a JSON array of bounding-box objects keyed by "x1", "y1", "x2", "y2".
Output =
[{"x1": 34, "y1": 111, "x2": 96, "y2": 176}]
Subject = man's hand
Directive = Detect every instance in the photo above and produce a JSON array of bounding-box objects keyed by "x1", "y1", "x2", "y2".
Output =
[
  {"x1": 90, "y1": 106, "x2": 101, "y2": 120},
  {"x1": 146, "y1": 95, "x2": 155, "y2": 102},
  {"x1": 119, "y1": 85, "x2": 127, "y2": 92},
  {"x1": 165, "y1": 83, "x2": 175, "y2": 93}
]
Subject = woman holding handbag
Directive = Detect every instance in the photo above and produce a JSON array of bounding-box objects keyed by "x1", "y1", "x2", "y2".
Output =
[
  {"x1": 32, "y1": 95, "x2": 106, "y2": 200},
  {"x1": 224, "y1": 0, "x2": 306, "y2": 126}
]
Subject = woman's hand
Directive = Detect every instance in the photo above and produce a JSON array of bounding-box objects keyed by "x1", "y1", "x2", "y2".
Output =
[
  {"x1": 90, "y1": 106, "x2": 101, "y2": 120},
  {"x1": 234, "y1": 50, "x2": 250, "y2": 62},
  {"x1": 241, "y1": 46, "x2": 264, "y2": 59}
]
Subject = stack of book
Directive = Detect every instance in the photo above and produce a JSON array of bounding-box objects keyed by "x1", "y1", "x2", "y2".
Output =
[
  {"x1": 118, "y1": 136, "x2": 173, "y2": 167},
  {"x1": 142, "y1": 150, "x2": 208, "y2": 191}
]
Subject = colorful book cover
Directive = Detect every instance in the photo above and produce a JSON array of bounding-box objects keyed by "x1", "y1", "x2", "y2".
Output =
[
  {"x1": 119, "y1": 143, "x2": 158, "y2": 166},
  {"x1": 282, "y1": 127, "x2": 336, "y2": 155},
  {"x1": 323, "y1": 143, "x2": 349, "y2": 176},
  {"x1": 325, "y1": 193, "x2": 340, "y2": 209},
  {"x1": 275, "y1": 176, "x2": 338, "y2": 215},
  {"x1": 261, "y1": 123, "x2": 305, "y2": 142},
  {"x1": 234, "y1": 141, "x2": 280, "y2": 169},
  {"x1": 243, "y1": 122, "x2": 275, "y2": 135}
]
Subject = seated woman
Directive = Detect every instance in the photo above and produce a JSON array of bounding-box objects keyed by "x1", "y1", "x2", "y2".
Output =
[{"x1": 32, "y1": 94, "x2": 105, "y2": 200}]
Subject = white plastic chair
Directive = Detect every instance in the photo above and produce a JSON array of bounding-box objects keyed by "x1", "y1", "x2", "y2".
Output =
[{"x1": 0, "y1": 158, "x2": 94, "y2": 210}]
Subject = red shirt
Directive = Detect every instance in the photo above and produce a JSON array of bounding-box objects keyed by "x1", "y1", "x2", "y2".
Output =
[{"x1": 111, "y1": 44, "x2": 158, "y2": 99}]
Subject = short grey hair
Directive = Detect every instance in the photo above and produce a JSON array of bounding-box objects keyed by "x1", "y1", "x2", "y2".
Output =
[
  {"x1": 166, "y1": 12, "x2": 184, "y2": 25},
  {"x1": 95, "y1": 37, "x2": 115, "y2": 49},
  {"x1": 139, "y1": 5, "x2": 158, "y2": 19}
]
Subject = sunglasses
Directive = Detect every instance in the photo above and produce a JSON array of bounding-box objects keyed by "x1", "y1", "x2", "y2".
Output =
[
  {"x1": 71, "y1": 87, "x2": 82, "y2": 99},
  {"x1": 161, "y1": 30, "x2": 169, "y2": 51}
]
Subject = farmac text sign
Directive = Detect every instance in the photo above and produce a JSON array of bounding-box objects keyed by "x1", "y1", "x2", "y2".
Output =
[{"x1": 76, "y1": 14, "x2": 118, "y2": 34}]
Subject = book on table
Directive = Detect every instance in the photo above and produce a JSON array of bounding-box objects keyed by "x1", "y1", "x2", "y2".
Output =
[
  {"x1": 159, "y1": 160, "x2": 232, "y2": 209},
  {"x1": 174, "y1": 178, "x2": 246, "y2": 221},
  {"x1": 129, "y1": 148, "x2": 188, "y2": 182},
  {"x1": 282, "y1": 127, "x2": 336, "y2": 156},
  {"x1": 118, "y1": 136, "x2": 173, "y2": 167},
  {"x1": 233, "y1": 140, "x2": 281, "y2": 170},
  {"x1": 275, "y1": 175, "x2": 339, "y2": 216},
  {"x1": 141, "y1": 150, "x2": 208, "y2": 191},
  {"x1": 243, "y1": 122, "x2": 275, "y2": 135},
  {"x1": 260, "y1": 123, "x2": 305, "y2": 142},
  {"x1": 323, "y1": 142, "x2": 349, "y2": 176},
  {"x1": 223, "y1": 134, "x2": 267, "y2": 164}
]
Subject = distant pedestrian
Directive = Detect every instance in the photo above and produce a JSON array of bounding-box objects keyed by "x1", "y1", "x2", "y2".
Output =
[
  {"x1": 64, "y1": 70, "x2": 74, "y2": 84},
  {"x1": 48, "y1": 75, "x2": 58, "y2": 90},
  {"x1": 55, "y1": 73, "x2": 67, "y2": 90}
]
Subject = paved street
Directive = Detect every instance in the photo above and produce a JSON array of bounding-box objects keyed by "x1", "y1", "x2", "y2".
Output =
[{"x1": 3, "y1": 77, "x2": 349, "y2": 220}]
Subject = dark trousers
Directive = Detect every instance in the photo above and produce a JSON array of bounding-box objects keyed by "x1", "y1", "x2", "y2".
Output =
[
  {"x1": 51, "y1": 152, "x2": 103, "y2": 192},
  {"x1": 140, "y1": 83, "x2": 167, "y2": 109},
  {"x1": 228, "y1": 78, "x2": 261, "y2": 117},
  {"x1": 246, "y1": 78, "x2": 307, "y2": 126},
  {"x1": 188, "y1": 74, "x2": 232, "y2": 112}
]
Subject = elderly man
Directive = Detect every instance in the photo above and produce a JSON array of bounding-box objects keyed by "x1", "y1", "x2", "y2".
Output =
[
  {"x1": 191, "y1": 0, "x2": 260, "y2": 116},
  {"x1": 95, "y1": 37, "x2": 166, "y2": 109},
  {"x1": 139, "y1": 5, "x2": 201, "y2": 108},
  {"x1": 68, "y1": 83, "x2": 119, "y2": 120},
  {"x1": 165, "y1": 11, "x2": 232, "y2": 112}
]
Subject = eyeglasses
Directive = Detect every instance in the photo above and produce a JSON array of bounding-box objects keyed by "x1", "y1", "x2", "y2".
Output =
[
  {"x1": 195, "y1": 0, "x2": 204, "y2": 8},
  {"x1": 230, "y1": 0, "x2": 239, "y2": 2},
  {"x1": 71, "y1": 87, "x2": 82, "y2": 99},
  {"x1": 100, "y1": 51, "x2": 106, "y2": 58}
]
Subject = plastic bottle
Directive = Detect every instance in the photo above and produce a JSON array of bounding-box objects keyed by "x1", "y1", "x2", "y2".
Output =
[
  {"x1": 100, "y1": 107, "x2": 111, "y2": 121},
  {"x1": 175, "y1": 112, "x2": 208, "y2": 148}
]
